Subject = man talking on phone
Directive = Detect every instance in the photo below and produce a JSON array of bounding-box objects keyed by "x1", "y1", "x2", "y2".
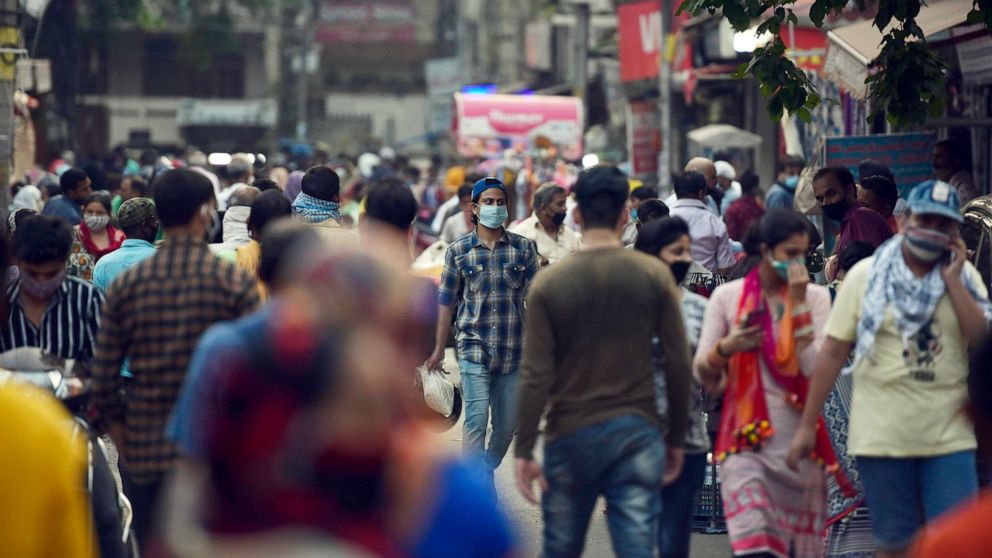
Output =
[{"x1": 788, "y1": 180, "x2": 992, "y2": 558}]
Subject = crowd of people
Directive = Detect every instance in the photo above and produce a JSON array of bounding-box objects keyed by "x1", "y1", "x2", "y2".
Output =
[{"x1": 0, "y1": 138, "x2": 988, "y2": 558}]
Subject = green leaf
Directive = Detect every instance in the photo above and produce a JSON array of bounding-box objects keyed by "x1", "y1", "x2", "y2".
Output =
[
  {"x1": 797, "y1": 107, "x2": 813, "y2": 123},
  {"x1": 805, "y1": 92, "x2": 822, "y2": 109}
]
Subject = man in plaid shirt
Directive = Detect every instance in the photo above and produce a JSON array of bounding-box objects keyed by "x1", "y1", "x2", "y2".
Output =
[{"x1": 426, "y1": 177, "x2": 539, "y2": 481}]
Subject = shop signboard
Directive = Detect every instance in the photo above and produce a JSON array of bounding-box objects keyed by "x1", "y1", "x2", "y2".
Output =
[
  {"x1": 618, "y1": 1, "x2": 661, "y2": 82},
  {"x1": 425, "y1": 57, "x2": 461, "y2": 134},
  {"x1": 316, "y1": 2, "x2": 416, "y2": 44},
  {"x1": 825, "y1": 132, "x2": 935, "y2": 198},
  {"x1": 452, "y1": 93, "x2": 584, "y2": 160},
  {"x1": 626, "y1": 100, "x2": 660, "y2": 177}
]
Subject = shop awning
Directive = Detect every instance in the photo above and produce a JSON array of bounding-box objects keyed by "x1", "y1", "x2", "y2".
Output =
[
  {"x1": 824, "y1": 0, "x2": 971, "y2": 97},
  {"x1": 452, "y1": 93, "x2": 585, "y2": 160},
  {"x1": 687, "y1": 124, "x2": 762, "y2": 149}
]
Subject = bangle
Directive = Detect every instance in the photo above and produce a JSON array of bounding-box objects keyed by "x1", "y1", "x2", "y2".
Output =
[
  {"x1": 793, "y1": 311, "x2": 813, "y2": 329},
  {"x1": 791, "y1": 303, "x2": 810, "y2": 316},
  {"x1": 708, "y1": 346, "x2": 729, "y2": 369},
  {"x1": 715, "y1": 339, "x2": 732, "y2": 359}
]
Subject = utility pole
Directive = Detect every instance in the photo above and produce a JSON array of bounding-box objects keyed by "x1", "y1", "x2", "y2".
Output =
[
  {"x1": 573, "y1": 1, "x2": 589, "y2": 99},
  {"x1": 295, "y1": 0, "x2": 314, "y2": 143},
  {"x1": 657, "y1": 0, "x2": 673, "y2": 187}
]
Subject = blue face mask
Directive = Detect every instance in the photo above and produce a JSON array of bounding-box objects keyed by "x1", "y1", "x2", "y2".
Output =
[
  {"x1": 478, "y1": 205, "x2": 508, "y2": 229},
  {"x1": 768, "y1": 255, "x2": 806, "y2": 280},
  {"x1": 631, "y1": 208, "x2": 639, "y2": 222},
  {"x1": 783, "y1": 176, "x2": 799, "y2": 190}
]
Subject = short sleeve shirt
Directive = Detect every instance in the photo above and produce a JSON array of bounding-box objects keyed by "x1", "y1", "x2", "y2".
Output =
[{"x1": 825, "y1": 257, "x2": 984, "y2": 457}]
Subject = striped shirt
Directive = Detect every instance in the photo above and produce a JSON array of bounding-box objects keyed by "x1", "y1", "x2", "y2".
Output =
[
  {"x1": 437, "y1": 229, "x2": 539, "y2": 375},
  {"x1": 92, "y1": 235, "x2": 259, "y2": 483},
  {"x1": 0, "y1": 276, "x2": 103, "y2": 365}
]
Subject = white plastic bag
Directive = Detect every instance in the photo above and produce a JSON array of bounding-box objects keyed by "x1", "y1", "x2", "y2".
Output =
[{"x1": 418, "y1": 365, "x2": 455, "y2": 418}]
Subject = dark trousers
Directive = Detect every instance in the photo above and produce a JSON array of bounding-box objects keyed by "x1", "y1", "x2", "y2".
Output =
[{"x1": 123, "y1": 472, "x2": 164, "y2": 550}]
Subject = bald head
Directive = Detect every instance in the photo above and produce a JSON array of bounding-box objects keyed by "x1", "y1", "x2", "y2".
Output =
[{"x1": 685, "y1": 157, "x2": 717, "y2": 189}]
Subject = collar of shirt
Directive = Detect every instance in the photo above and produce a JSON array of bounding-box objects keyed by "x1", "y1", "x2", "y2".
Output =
[
  {"x1": 160, "y1": 235, "x2": 209, "y2": 251},
  {"x1": 671, "y1": 198, "x2": 709, "y2": 211},
  {"x1": 842, "y1": 201, "x2": 861, "y2": 224},
  {"x1": 469, "y1": 228, "x2": 509, "y2": 248},
  {"x1": 120, "y1": 238, "x2": 155, "y2": 250}
]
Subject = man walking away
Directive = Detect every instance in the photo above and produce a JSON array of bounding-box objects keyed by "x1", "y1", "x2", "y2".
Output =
[
  {"x1": 42, "y1": 167, "x2": 92, "y2": 225},
  {"x1": 92, "y1": 169, "x2": 259, "y2": 549},
  {"x1": 92, "y1": 198, "x2": 159, "y2": 293},
  {"x1": 292, "y1": 165, "x2": 358, "y2": 248},
  {"x1": 426, "y1": 177, "x2": 539, "y2": 484},
  {"x1": 515, "y1": 165, "x2": 693, "y2": 558},
  {"x1": 670, "y1": 171, "x2": 736, "y2": 275}
]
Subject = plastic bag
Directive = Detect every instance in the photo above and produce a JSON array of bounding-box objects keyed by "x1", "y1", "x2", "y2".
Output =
[{"x1": 418, "y1": 365, "x2": 455, "y2": 418}]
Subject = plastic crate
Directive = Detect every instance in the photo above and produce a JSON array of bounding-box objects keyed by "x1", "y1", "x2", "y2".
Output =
[{"x1": 691, "y1": 456, "x2": 727, "y2": 534}]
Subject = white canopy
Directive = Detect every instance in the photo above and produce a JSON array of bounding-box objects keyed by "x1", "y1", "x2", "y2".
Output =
[{"x1": 687, "y1": 124, "x2": 763, "y2": 149}]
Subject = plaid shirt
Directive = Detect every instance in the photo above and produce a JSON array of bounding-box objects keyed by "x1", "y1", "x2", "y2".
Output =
[
  {"x1": 438, "y1": 229, "x2": 538, "y2": 375},
  {"x1": 92, "y1": 235, "x2": 259, "y2": 483}
]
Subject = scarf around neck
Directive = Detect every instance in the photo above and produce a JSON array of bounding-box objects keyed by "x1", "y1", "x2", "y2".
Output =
[
  {"x1": 80, "y1": 222, "x2": 125, "y2": 260},
  {"x1": 717, "y1": 270, "x2": 855, "y2": 496},
  {"x1": 852, "y1": 234, "x2": 992, "y2": 370},
  {"x1": 292, "y1": 192, "x2": 342, "y2": 224}
]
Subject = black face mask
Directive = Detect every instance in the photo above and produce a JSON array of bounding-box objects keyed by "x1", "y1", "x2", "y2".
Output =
[
  {"x1": 821, "y1": 198, "x2": 849, "y2": 222},
  {"x1": 669, "y1": 260, "x2": 692, "y2": 285},
  {"x1": 551, "y1": 211, "x2": 567, "y2": 226}
]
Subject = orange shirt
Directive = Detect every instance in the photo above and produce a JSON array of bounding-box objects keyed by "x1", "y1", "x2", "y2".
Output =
[{"x1": 912, "y1": 490, "x2": 992, "y2": 558}]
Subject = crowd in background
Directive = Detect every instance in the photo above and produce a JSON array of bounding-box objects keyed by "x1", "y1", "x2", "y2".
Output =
[{"x1": 0, "y1": 137, "x2": 989, "y2": 558}]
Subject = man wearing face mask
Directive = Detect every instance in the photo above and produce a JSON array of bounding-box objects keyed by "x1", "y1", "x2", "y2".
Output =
[
  {"x1": 765, "y1": 155, "x2": 805, "y2": 210},
  {"x1": 92, "y1": 169, "x2": 260, "y2": 549},
  {"x1": 0, "y1": 215, "x2": 103, "y2": 368},
  {"x1": 510, "y1": 183, "x2": 580, "y2": 265},
  {"x1": 813, "y1": 166, "x2": 893, "y2": 279},
  {"x1": 789, "y1": 180, "x2": 992, "y2": 558},
  {"x1": 426, "y1": 177, "x2": 539, "y2": 488}
]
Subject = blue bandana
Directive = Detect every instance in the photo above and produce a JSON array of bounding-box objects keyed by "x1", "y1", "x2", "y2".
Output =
[{"x1": 292, "y1": 192, "x2": 342, "y2": 224}]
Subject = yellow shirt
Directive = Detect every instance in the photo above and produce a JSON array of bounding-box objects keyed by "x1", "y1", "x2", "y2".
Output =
[
  {"x1": 825, "y1": 257, "x2": 985, "y2": 457},
  {"x1": 235, "y1": 240, "x2": 266, "y2": 301},
  {"x1": 0, "y1": 383, "x2": 93, "y2": 557}
]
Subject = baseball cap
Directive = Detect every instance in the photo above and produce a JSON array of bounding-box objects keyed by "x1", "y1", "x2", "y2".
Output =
[
  {"x1": 715, "y1": 160, "x2": 736, "y2": 180},
  {"x1": 471, "y1": 177, "x2": 507, "y2": 203},
  {"x1": 573, "y1": 165, "x2": 629, "y2": 204},
  {"x1": 116, "y1": 197, "x2": 158, "y2": 229},
  {"x1": 906, "y1": 180, "x2": 963, "y2": 223}
]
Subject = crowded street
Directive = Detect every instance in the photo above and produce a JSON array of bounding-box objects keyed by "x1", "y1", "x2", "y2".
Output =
[{"x1": 2, "y1": 0, "x2": 992, "y2": 557}]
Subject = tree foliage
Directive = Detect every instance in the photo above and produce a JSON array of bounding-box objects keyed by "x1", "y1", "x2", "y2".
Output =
[{"x1": 676, "y1": 0, "x2": 991, "y2": 126}]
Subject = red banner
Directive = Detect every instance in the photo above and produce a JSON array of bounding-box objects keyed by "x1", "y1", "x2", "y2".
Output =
[
  {"x1": 627, "y1": 100, "x2": 661, "y2": 177},
  {"x1": 618, "y1": 2, "x2": 662, "y2": 82}
]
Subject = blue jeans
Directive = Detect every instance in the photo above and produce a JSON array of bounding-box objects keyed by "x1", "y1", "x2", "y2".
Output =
[
  {"x1": 458, "y1": 359, "x2": 519, "y2": 470},
  {"x1": 542, "y1": 415, "x2": 665, "y2": 558},
  {"x1": 659, "y1": 451, "x2": 707, "y2": 558},
  {"x1": 857, "y1": 450, "x2": 978, "y2": 550}
]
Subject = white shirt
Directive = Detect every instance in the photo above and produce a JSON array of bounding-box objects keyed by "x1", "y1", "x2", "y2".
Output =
[
  {"x1": 669, "y1": 198, "x2": 736, "y2": 273},
  {"x1": 431, "y1": 196, "x2": 462, "y2": 234},
  {"x1": 441, "y1": 213, "x2": 472, "y2": 243},
  {"x1": 664, "y1": 193, "x2": 720, "y2": 216},
  {"x1": 509, "y1": 214, "x2": 581, "y2": 264}
]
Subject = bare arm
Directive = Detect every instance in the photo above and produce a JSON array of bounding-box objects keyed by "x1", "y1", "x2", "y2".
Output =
[
  {"x1": 943, "y1": 240, "x2": 990, "y2": 346},
  {"x1": 786, "y1": 336, "x2": 852, "y2": 470},
  {"x1": 425, "y1": 305, "x2": 454, "y2": 371}
]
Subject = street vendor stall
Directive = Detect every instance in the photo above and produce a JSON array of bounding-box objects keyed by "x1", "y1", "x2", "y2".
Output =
[{"x1": 452, "y1": 93, "x2": 585, "y2": 161}]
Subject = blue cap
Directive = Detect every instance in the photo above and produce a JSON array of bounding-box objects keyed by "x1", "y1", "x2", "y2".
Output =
[
  {"x1": 906, "y1": 180, "x2": 963, "y2": 223},
  {"x1": 472, "y1": 177, "x2": 507, "y2": 203}
]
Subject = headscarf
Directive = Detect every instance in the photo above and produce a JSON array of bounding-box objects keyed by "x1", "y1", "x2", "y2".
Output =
[
  {"x1": 852, "y1": 234, "x2": 992, "y2": 370},
  {"x1": 283, "y1": 170, "x2": 304, "y2": 204},
  {"x1": 717, "y1": 269, "x2": 855, "y2": 496},
  {"x1": 79, "y1": 220, "x2": 125, "y2": 260},
  {"x1": 292, "y1": 192, "x2": 341, "y2": 224}
]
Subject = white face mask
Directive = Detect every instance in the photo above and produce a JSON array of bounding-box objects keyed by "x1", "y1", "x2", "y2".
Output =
[{"x1": 84, "y1": 214, "x2": 110, "y2": 231}]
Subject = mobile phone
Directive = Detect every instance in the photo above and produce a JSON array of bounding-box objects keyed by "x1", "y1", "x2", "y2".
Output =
[{"x1": 745, "y1": 308, "x2": 767, "y2": 328}]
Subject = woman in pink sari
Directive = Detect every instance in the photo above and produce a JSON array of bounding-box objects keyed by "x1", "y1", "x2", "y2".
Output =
[{"x1": 695, "y1": 209, "x2": 851, "y2": 558}]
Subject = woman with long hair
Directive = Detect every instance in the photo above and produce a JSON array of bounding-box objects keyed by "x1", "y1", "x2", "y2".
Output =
[{"x1": 695, "y1": 208, "x2": 852, "y2": 557}]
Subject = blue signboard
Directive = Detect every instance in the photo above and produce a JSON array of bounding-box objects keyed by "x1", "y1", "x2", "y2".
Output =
[{"x1": 825, "y1": 133, "x2": 936, "y2": 198}]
